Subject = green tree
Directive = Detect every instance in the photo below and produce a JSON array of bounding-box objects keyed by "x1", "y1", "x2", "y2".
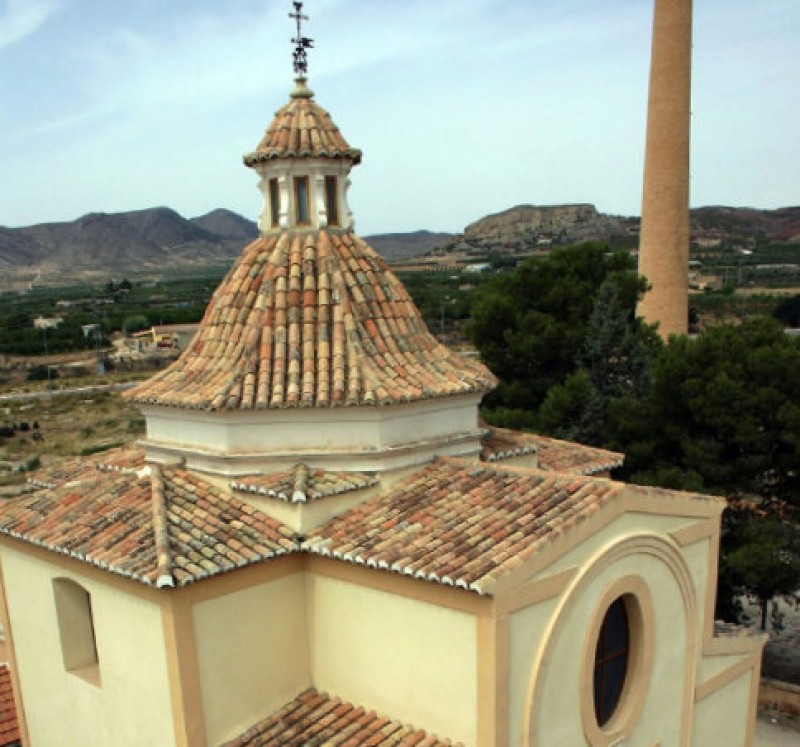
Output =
[
  {"x1": 613, "y1": 317, "x2": 800, "y2": 507},
  {"x1": 725, "y1": 515, "x2": 800, "y2": 630},
  {"x1": 773, "y1": 293, "x2": 800, "y2": 328},
  {"x1": 539, "y1": 278, "x2": 658, "y2": 444},
  {"x1": 122, "y1": 314, "x2": 149, "y2": 336},
  {"x1": 598, "y1": 318, "x2": 800, "y2": 625},
  {"x1": 581, "y1": 279, "x2": 655, "y2": 400},
  {"x1": 26, "y1": 365, "x2": 58, "y2": 382},
  {"x1": 470, "y1": 243, "x2": 644, "y2": 424},
  {"x1": 537, "y1": 369, "x2": 597, "y2": 441}
]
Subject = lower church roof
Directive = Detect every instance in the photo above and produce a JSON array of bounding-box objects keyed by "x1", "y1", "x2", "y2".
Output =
[
  {"x1": 222, "y1": 687, "x2": 460, "y2": 747},
  {"x1": 231, "y1": 464, "x2": 378, "y2": 503},
  {"x1": 26, "y1": 445, "x2": 145, "y2": 490},
  {"x1": 304, "y1": 458, "x2": 624, "y2": 594},
  {"x1": 0, "y1": 465, "x2": 296, "y2": 587},
  {"x1": 0, "y1": 441, "x2": 718, "y2": 595},
  {"x1": 527, "y1": 432, "x2": 625, "y2": 475},
  {"x1": 480, "y1": 427, "x2": 624, "y2": 475}
]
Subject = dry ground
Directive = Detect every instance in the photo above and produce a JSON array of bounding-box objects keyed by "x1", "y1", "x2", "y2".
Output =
[
  {"x1": 756, "y1": 714, "x2": 800, "y2": 746},
  {"x1": 742, "y1": 596, "x2": 800, "y2": 685},
  {"x1": 0, "y1": 389, "x2": 143, "y2": 485}
]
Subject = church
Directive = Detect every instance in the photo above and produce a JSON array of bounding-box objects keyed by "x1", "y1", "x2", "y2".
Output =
[{"x1": 0, "y1": 3, "x2": 765, "y2": 746}]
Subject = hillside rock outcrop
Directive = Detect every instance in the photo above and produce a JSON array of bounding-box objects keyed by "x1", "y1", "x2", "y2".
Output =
[{"x1": 463, "y1": 204, "x2": 629, "y2": 250}]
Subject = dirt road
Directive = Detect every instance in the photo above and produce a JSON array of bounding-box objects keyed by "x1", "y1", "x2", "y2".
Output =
[{"x1": 755, "y1": 717, "x2": 798, "y2": 746}]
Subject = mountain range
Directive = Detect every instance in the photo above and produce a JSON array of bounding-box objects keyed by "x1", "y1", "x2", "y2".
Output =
[
  {"x1": 1, "y1": 204, "x2": 798, "y2": 287},
  {"x1": 0, "y1": 207, "x2": 256, "y2": 280}
]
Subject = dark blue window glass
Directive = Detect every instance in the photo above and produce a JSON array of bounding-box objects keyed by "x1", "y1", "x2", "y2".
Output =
[
  {"x1": 593, "y1": 597, "x2": 630, "y2": 726},
  {"x1": 295, "y1": 176, "x2": 310, "y2": 224}
]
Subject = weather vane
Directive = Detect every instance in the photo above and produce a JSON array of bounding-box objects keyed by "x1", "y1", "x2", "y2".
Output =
[{"x1": 289, "y1": 2, "x2": 314, "y2": 77}]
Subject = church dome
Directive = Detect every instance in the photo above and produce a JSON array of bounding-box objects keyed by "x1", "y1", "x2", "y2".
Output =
[
  {"x1": 128, "y1": 229, "x2": 495, "y2": 410},
  {"x1": 126, "y1": 22, "x2": 495, "y2": 473}
]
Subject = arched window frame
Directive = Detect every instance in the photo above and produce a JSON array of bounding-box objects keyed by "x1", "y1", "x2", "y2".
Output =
[
  {"x1": 580, "y1": 576, "x2": 654, "y2": 746},
  {"x1": 593, "y1": 596, "x2": 631, "y2": 726},
  {"x1": 52, "y1": 577, "x2": 100, "y2": 684}
]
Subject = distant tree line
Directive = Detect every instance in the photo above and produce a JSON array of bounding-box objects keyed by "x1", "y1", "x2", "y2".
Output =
[{"x1": 0, "y1": 276, "x2": 219, "y2": 356}]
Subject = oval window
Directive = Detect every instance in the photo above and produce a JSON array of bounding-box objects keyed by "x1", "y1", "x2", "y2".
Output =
[{"x1": 593, "y1": 596, "x2": 630, "y2": 726}]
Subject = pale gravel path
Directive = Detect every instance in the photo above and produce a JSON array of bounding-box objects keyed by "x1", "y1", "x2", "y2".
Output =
[{"x1": 755, "y1": 717, "x2": 799, "y2": 746}]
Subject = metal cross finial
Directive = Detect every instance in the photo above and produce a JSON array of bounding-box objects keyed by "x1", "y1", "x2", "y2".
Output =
[{"x1": 289, "y1": 1, "x2": 314, "y2": 76}]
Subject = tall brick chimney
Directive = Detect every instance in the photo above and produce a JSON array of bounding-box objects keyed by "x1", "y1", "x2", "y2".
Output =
[{"x1": 637, "y1": 0, "x2": 693, "y2": 337}]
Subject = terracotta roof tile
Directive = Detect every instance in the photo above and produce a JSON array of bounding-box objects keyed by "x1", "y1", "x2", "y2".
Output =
[
  {"x1": 0, "y1": 666, "x2": 19, "y2": 747},
  {"x1": 243, "y1": 85, "x2": 362, "y2": 167},
  {"x1": 0, "y1": 467, "x2": 296, "y2": 587},
  {"x1": 479, "y1": 427, "x2": 623, "y2": 475},
  {"x1": 0, "y1": 452, "x2": 720, "y2": 594},
  {"x1": 480, "y1": 426, "x2": 537, "y2": 462},
  {"x1": 222, "y1": 688, "x2": 460, "y2": 747},
  {"x1": 127, "y1": 231, "x2": 495, "y2": 410},
  {"x1": 528, "y1": 433, "x2": 624, "y2": 476},
  {"x1": 27, "y1": 446, "x2": 146, "y2": 490},
  {"x1": 231, "y1": 464, "x2": 377, "y2": 502},
  {"x1": 305, "y1": 458, "x2": 625, "y2": 594}
]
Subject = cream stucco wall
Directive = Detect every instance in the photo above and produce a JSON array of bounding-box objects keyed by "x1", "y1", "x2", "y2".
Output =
[
  {"x1": 681, "y1": 537, "x2": 711, "y2": 641},
  {"x1": 501, "y1": 505, "x2": 763, "y2": 747},
  {"x1": 254, "y1": 157, "x2": 356, "y2": 233},
  {"x1": 508, "y1": 595, "x2": 561, "y2": 745},
  {"x1": 699, "y1": 652, "x2": 752, "y2": 682},
  {"x1": 692, "y1": 669, "x2": 752, "y2": 747},
  {"x1": 544, "y1": 512, "x2": 694, "y2": 576},
  {"x1": 0, "y1": 547, "x2": 175, "y2": 747},
  {"x1": 140, "y1": 394, "x2": 484, "y2": 475},
  {"x1": 523, "y1": 545, "x2": 691, "y2": 746},
  {"x1": 192, "y1": 572, "x2": 310, "y2": 746},
  {"x1": 308, "y1": 574, "x2": 478, "y2": 746}
]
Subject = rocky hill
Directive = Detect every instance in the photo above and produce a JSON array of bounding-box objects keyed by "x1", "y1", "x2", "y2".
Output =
[
  {"x1": 462, "y1": 203, "x2": 632, "y2": 249},
  {"x1": 691, "y1": 206, "x2": 800, "y2": 242},
  {"x1": 438, "y1": 203, "x2": 800, "y2": 258}
]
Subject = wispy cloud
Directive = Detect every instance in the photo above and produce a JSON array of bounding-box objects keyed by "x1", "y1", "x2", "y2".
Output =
[{"x1": 0, "y1": 0, "x2": 60, "y2": 49}]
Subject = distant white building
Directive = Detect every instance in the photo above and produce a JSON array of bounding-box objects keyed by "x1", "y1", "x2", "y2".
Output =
[{"x1": 33, "y1": 316, "x2": 63, "y2": 330}]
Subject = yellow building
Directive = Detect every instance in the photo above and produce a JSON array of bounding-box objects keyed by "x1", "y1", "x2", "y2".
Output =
[{"x1": 0, "y1": 7, "x2": 764, "y2": 746}]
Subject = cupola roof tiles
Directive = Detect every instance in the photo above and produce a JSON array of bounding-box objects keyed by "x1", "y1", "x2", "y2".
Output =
[
  {"x1": 243, "y1": 84, "x2": 362, "y2": 167},
  {"x1": 127, "y1": 230, "x2": 495, "y2": 410}
]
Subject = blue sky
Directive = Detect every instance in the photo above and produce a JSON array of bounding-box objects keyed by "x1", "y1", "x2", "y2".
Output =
[{"x1": 1, "y1": 0, "x2": 798, "y2": 235}]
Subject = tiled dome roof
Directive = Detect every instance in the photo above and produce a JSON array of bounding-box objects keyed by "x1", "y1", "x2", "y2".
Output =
[
  {"x1": 127, "y1": 230, "x2": 496, "y2": 410},
  {"x1": 243, "y1": 79, "x2": 362, "y2": 166}
]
